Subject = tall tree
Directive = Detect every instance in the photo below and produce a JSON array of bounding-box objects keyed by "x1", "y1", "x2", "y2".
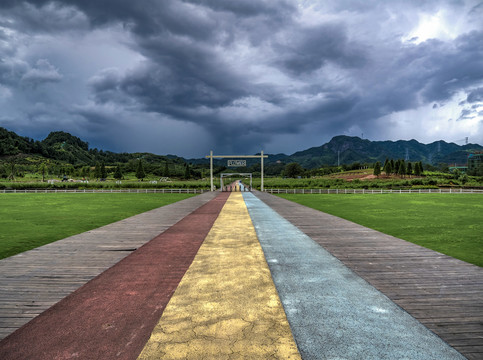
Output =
[
  {"x1": 398, "y1": 161, "x2": 406, "y2": 177},
  {"x1": 38, "y1": 162, "x2": 48, "y2": 182},
  {"x1": 114, "y1": 165, "x2": 123, "y2": 180},
  {"x1": 385, "y1": 161, "x2": 392, "y2": 175},
  {"x1": 383, "y1": 158, "x2": 389, "y2": 173},
  {"x1": 94, "y1": 162, "x2": 102, "y2": 180},
  {"x1": 413, "y1": 162, "x2": 420, "y2": 176},
  {"x1": 184, "y1": 163, "x2": 191, "y2": 180},
  {"x1": 136, "y1": 160, "x2": 146, "y2": 181},
  {"x1": 284, "y1": 162, "x2": 304, "y2": 178},
  {"x1": 100, "y1": 161, "x2": 107, "y2": 179},
  {"x1": 406, "y1": 162, "x2": 413, "y2": 176},
  {"x1": 373, "y1": 161, "x2": 381, "y2": 177}
]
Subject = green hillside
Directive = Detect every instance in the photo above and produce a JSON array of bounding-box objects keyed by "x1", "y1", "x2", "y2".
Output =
[
  {"x1": 285, "y1": 136, "x2": 483, "y2": 168},
  {"x1": 1, "y1": 127, "x2": 482, "y2": 174}
]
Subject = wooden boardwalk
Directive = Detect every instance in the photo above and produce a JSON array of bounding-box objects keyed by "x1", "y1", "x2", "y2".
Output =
[
  {"x1": 1, "y1": 190, "x2": 481, "y2": 359},
  {"x1": 255, "y1": 191, "x2": 483, "y2": 360},
  {"x1": 0, "y1": 192, "x2": 218, "y2": 340}
]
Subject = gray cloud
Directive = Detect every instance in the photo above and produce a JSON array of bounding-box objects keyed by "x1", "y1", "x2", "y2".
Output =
[
  {"x1": 273, "y1": 23, "x2": 368, "y2": 75},
  {"x1": 0, "y1": 1, "x2": 89, "y2": 33},
  {"x1": 467, "y1": 87, "x2": 483, "y2": 103},
  {"x1": 21, "y1": 59, "x2": 63, "y2": 86},
  {"x1": 0, "y1": 0, "x2": 482, "y2": 156}
]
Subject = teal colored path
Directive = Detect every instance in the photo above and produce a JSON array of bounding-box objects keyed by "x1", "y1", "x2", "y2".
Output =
[{"x1": 243, "y1": 192, "x2": 465, "y2": 360}]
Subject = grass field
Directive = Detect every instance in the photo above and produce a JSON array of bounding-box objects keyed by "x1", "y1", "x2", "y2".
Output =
[
  {"x1": 277, "y1": 194, "x2": 483, "y2": 267},
  {"x1": 0, "y1": 193, "x2": 196, "y2": 260}
]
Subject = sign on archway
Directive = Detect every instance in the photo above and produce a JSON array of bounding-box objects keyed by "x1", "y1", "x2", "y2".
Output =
[{"x1": 205, "y1": 151, "x2": 268, "y2": 191}]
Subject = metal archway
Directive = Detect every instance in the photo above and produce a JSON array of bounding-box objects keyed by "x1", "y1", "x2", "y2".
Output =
[{"x1": 205, "y1": 151, "x2": 268, "y2": 191}]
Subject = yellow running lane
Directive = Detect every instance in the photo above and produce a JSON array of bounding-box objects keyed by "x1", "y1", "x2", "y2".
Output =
[{"x1": 138, "y1": 192, "x2": 301, "y2": 359}]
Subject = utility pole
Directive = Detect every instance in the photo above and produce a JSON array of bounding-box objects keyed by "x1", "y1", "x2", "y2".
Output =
[
  {"x1": 261, "y1": 150, "x2": 264, "y2": 192},
  {"x1": 209, "y1": 150, "x2": 213, "y2": 191}
]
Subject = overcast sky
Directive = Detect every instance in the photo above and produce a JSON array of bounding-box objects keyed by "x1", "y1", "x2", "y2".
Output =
[{"x1": 1, "y1": 0, "x2": 482, "y2": 157}]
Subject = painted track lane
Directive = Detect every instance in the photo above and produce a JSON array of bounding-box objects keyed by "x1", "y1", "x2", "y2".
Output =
[
  {"x1": 243, "y1": 192, "x2": 465, "y2": 359},
  {"x1": 255, "y1": 191, "x2": 482, "y2": 360},
  {"x1": 0, "y1": 192, "x2": 219, "y2": 340},
  {"x1": 0, "y1": 192, "x2": 230, "y2": 360},
  {"x1": 138, "y1": 192, "x2": 301, "y2": 359}
]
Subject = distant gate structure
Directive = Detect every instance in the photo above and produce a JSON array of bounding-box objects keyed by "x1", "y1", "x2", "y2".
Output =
[
  {"x1": 220, "y1": 173, "x2": 252, "y2": 191},
  {"x1": 205, "y1": 151, "x2": 268, "y2": 191}
]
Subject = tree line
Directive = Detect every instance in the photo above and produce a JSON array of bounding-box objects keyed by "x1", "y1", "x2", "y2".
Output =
[{"x1": 373, "y1": 159, "x2": 424, "y2": 177}]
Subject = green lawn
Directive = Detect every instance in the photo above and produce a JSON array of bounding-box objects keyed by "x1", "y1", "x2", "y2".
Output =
[
  {"x1": 0, "y1": 193, "x2": 196, "y2": 260},
  {"x1": 277, "y1": 194, "x2": 483, "y2": 267}
]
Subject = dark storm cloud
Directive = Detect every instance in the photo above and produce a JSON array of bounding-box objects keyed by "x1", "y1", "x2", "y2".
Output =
[
  {"x1": 274, "y1": 23, "x2": 368, "y2": 75},
  {"x1": 73, "y1": 105, "x2": 120, "y2": 131},
  {"x1": 125, "y1": 37, "x2": 250, "y2": 109},
  {"x1": 0, "y1": 1, "x2": 89, "y2": 33},
  {"x1": 0, "y1": 0, "x2": 482, "y2": 155},
  {"x1": 0, "y1": 58, "x2": 62, "y2": 91},
  {"x1": 21, "y1": 59, "x2": 63, "y2": 86},
  {"x1": 187, "y1": 0, "x2": 294, "y2": 17},
  {"x1": 0, "y1": 60, "x2": 28, "y2": 86},
  {"x1": 418, "y1": 32, "x2": 483, "y2": 103}
]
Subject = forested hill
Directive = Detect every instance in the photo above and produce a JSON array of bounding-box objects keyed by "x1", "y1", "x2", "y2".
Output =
[
  {"x1": 1, "y1": 127, "x2": 481, "y2": 168},
  {"x1": 0, "y1": 127, "x2": 185, "y2": 166},
  {"x1": 284, "y1": 136, "x2": 483, "y2": 168}
]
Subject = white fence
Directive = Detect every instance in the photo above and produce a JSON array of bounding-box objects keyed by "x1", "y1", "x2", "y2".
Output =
[
  {"x1": 264, "y1": 188, "x2": 483, "y2": 194},
  {"x1": 3, "y1": 188, "x2": 482, "y2": 195},
  {"x1": 1, "y1": 188, "x2": 207, "y2": 194}
]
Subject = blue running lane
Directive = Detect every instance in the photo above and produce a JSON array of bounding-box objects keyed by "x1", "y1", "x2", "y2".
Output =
[{"x1": 243, "y1": 192, "x2": 465, "y2": 360}]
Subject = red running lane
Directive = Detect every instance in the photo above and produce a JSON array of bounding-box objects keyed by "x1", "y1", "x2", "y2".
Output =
[{"x1": 0, "y1": 192, "x2": 230, "y2": 360}]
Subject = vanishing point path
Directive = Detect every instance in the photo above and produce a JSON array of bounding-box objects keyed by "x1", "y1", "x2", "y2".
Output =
[{"x1": 0, "y1": 189, "x2": 481, "y2": 359}]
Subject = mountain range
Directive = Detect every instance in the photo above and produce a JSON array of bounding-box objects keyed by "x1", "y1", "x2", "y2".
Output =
[
  {"x1": 278, "y1": 136, "x2": 482, "y2": 168},
  {"x1": 1, "y1": 126, "x2": 481, "y2": 169}
]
